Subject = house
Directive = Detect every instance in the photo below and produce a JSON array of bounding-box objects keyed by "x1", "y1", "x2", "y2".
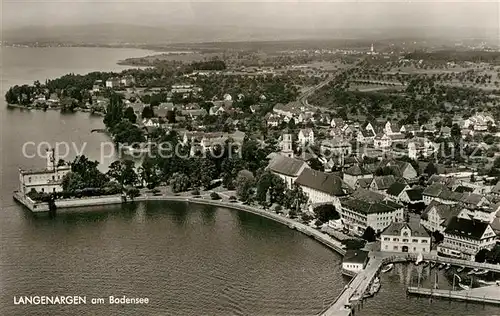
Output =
[
  {"x1": 294, "y1": 169, "x2": 350, "y2": 208},
  {"x1": 384, "y1": 121, "x2": 401, "y2": 135},
  {"x1": 92, "y1": 80, "x2": 103, "y2": 92},
  {"x1": 386, "y1": 182, "x2": 410, "y2": 202},
  {"x1": 120, "y1": 75, "x2": 135, "y2": 87},
  {"x1": 381, "y1": 160, "x2": 418, "y2": 181},
  {"x1": 400, "y1": 124, "x2": 419, "y2": 135},
  {"x1": 209, "y1": 105, "x2": 226, "y2": 116},
  {"x1": 330, "y1": 118, "x2": 345, "y2": 129},
  {"x1": 343, "y1": 164, "x2": 373, "y2": 188},
  {"x1": 181, "y1": 109, "x2": 208, "y2": 119},
  {"x1": 127, "y1": 102, "x2": 145, "y2": 117},
  {"x1": 340, "y1": 198, "x2": 404, "y2": 235},
  {"x1": 437, "y1": 217, "x2": 497, "y2": 260},
  {"x1": 342, "y1": 250, "x2": 369, "y2": 276},
  {"x1": 320, "y1": 138, "x2": 352, "y2": 156},
  {"x1": 400, "y1": 187, "x2": 424, "y2": 205},
  {"x1": 142, "y1": 118, "x2": 161, "y2": 128},
  {"x1": 18, "y1": 148, "x2": 71, "y2": 196},
  {"x1": 105, "y1": 77, "x2": 120, "y2": 89},
  {"x1": 298, "y1": 129, "x2": 314, "y2": 145},
  {"x1": 267, "y1": 155, "x2": 309, "y2": 189},
  {"x1": 420, "y1": 201, "x2": 462, "y2": 232},
  {"x1": 381, "y1": 222, "x2": 431, "y2": 253},
  {"x1": 440, "y1": 126, "x2": 451, "y2": 138},
  {"x1": 464, "y1": 113, "x2": 495, "y2": 131},
  {"x1": 356, "y1": 129, "x2": 375, "y2": 144},
  {"x1": 374, "y1": 133, "x2": 391, "y2": 149},
  {"x1": 370, "y1": 175, "x2": 396, "y2": 191},
  {"x1": 408, "y1": 138, "x2": 437, "y2": 159}
]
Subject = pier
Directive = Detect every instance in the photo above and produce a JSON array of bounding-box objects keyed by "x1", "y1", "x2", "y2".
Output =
[
  {"x1": 408, "y1": 285, "x2": 500, "y2": 305},
  {"x1": 321, "y1": 257, "x2": 383, "y2": 316}
]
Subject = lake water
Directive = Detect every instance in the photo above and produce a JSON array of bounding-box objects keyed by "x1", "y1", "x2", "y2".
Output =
[{"x1": 0, "y1": 47, "x2": 499, "y2": 316}]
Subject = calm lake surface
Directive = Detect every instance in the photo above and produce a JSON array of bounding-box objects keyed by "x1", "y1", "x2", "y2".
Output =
[{"x1": 0, "y1": 47, "x2": 499, "y2": 316}]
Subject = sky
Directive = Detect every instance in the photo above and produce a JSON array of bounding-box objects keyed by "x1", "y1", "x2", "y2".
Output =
[{"x1": 1, "y1": 0, "x2": 499, "y2": 31}]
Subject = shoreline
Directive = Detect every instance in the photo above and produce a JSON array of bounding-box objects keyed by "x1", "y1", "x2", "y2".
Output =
[{"x1": 13, "y1": 191, "x2": 347, "y2": 256}]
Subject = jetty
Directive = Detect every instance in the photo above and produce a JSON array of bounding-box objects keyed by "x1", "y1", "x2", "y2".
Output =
[
  {"x1": 321, "y1": 257, "x2": 383, "y2": 316},
  {"x1": 407, "y1": 285, "x2": 500, "y2": 305}
]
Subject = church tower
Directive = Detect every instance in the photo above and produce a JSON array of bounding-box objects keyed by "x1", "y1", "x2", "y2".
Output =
[{"x1": 281, "y1": 133, "x2": 294, "y2": 158}]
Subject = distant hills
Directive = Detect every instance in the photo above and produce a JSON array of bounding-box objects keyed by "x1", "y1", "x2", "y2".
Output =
[{"x1": 2, "y1": 24, "x2": 499, "y2": 47}]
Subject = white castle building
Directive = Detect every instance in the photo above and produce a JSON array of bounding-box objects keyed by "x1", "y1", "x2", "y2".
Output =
[{"x1": 18, "y1": 148, "x2": 70, "y2": 195}]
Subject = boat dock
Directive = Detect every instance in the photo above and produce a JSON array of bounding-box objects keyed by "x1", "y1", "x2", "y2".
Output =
[
  {"x1": 407, "y1": 285, "x2": 500, "y2": 305},
  {"x1": 321, "y1": 257, "x2": 383, "y2": 316}
]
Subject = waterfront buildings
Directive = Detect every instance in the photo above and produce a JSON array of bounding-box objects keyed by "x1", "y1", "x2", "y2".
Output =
[
  {"x1": 438, "y1": 216, "x2": 497, "y2": 260},
  {"x1": 294, "y1": 168, "x2": 349, "y2": 208},
  {"x1": 420, "y1": 201, "x2": 462, "y2": 233},
  {"x1": 268, "y1": 155, "x2": 309, "y2": 189},
  {"x1": 18, "y1": 149, "x2": 70, "y2": 196},
  {"x1": 340, "y1": 197, "x2": 404, "y2": 235},
  {"x1": 342, "y1": 250, "x2": 369, "y2": 275},
  {"x1": 381, "y1": 222, "x2": 431, "y2": 254}
]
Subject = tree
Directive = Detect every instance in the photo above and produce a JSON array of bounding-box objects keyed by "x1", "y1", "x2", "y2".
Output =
[
  {"x1": 308, "y1": 158, "x2": 324, "y2": 171},
  {"x1": 313, "y1": 204, "x2": 340, "y2": 223},
  {"x1": 111, "y1": 119, "x2": 145, "y2": 145},
  {"x1": 69, "y1": 155, "x2": 108, "y2": 189},
  {"x1": 283, "y1": 185, "x2": 308, "y2": 212},
  {"x1": 107, "y1": 160, "x2": 138, "y2": 188},
  {"x1": 123, "y1": 106, "x2": 137, "y2": 123},
  {"x1": 475, "y1": 248, "x2": 489, "y2": 263},
  {"x1": 451, "y1": 123, "x2": 461, "y2": 138},
  {"x1": 235, "y1": 170, "x2": 255, "y2": 202},
  {"x1": 141, "y1": 106, "x2": 154, "y2": 119},
  {"x1": 103, "y1": 94, "x2": 124, "y2": 129},
  {"x1": 61, "y1": 172, "x2": 84, "y2": 192},
  {"x1": 171, "y1": 172, "x2": 191, "y2": 193},
  {"x1": 362, "y1": 226, "x2": 376, "y2": 242},
  {"x1": 139, "y1": 158, "x2": 160, "y2": 190},
  {"x1": 255, "y1": 171, "x2": 286, "y2": 206},
  {"x1": 494, "y1": 157, "x2": 500, "y2": 169},
  {"x1": 486, "y1": 244, "x2": 500, "y2": 264},
  {"x1": 341, "y1": 239, "x2": 367, "y2": 251},
  {"x1": 424, "y1": 162, "x2": 438, "y2": 176},
  {"x1": 432, "y1": 230, "x2": 444, "y2": 244},
  {"x1": 166, "y1": 110, "x2": 176, "y2": 123}
]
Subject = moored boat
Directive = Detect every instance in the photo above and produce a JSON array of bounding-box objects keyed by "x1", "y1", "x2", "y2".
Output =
[
  {"x1": 444, "y1": 263, "x2": 451, "y2": 270},
  {"x1": 458, "y1": 283, "x2": 470, "y2": 290},
  {"x1": 475, "y1": 269, "x2": 488, "y2": 275},
  {"x1": 457, "y1": 266, "x2": 465, "y2": 273},
  {"x1": 430, "y1": 261, "x2": 436, "y2": 268},
  {"x1": 438, "y1": 263, "x2": 445, "y2": 269},
  {"x1": 478, "y1": 280, "x2": 498, "y2": 285},
  {"x1": 415, "y1": 253, "x2": 423, "y2": 265},
  {"x1": 381, "y1": 263, "x2": 394, "y2": 273},
  {"x1": 422, "y1": 261, "x2": 429, "y2": 267}
]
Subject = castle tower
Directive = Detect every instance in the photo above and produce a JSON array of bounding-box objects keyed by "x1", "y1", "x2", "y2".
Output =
[
  {"x1": 281, "y1": 133, "x2": 294, "y2": 158},
  {"x1": 46, "y1": 148, "x2": 56, "y2": 171}
]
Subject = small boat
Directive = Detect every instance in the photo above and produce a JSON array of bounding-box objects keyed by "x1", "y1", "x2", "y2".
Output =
[
  {"x1": 444, "y1": 263, "x2": 451, "y2": 270},
  {"x1": 467, "y1": 269, "x2": 476, "y2": 275},
  {"x1": 457, "y1": 266, "x2": 465, "y2": 273},
  {"x1": 430, "y1": 261, "x2": 436, "y2": 268},
  {"x1": 381, "y1": 263, "x2": 394, "y2": 273},
  {"x1": 438, "y1": 263, "x2": 446, "y2": 269},
  {"x1": 415, "y1": 253, "x2": 423, "y2": 265},
  {"x1": 422, "y1": 261, "x2": 429, "y2": 267},
  {"x1": 478, "y1": 280, "x2": 498, "y2": 285},
  {"x1": 458, "y1": 283, "x2": 470, "y2": 291},
  {"x1": 363, "y1": 277, "x2": 381, "y2": 298},
  {"x1": 475, "y1": 269, "x2": 488, "y2": 275}
]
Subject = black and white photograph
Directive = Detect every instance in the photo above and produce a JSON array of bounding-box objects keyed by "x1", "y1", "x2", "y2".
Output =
[{"x1": 1, "y1": 1, "x2": 500, "y2": 315}]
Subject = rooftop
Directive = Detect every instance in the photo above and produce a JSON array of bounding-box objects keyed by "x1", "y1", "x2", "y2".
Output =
[
  {"x1": 295, "y1": 169, "x2": 349, "y2": 196},
  {"x1": 444, "y1": 217, "x2": 490, "y2": 241},
  {"x1": 343, "y1": 250, "x2": 369, "y2": 265},
  {"x1": 268, "y1": 155, "x2": 308, "y2": 177},
  {"x1": 381, "y1": 222, "x2": 430, "y2": 238}
]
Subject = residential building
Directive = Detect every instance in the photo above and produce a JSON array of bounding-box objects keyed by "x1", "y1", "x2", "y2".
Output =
[
  {"x1": 420, "y1": 201, "x2": 462, "y2": 232},
  {"x1": 320, "y1": 138, "x2": 352, "y2": 156},
  {"x1": 294, "y1": 169, "x2": 350, "y2": 208},
  {"x1": 374, "y1": 133, "x2": 391, "y2": 149},
  {"x1": 381, "y1": 222, "x2": 431, "y2": 253},
  {"x1": 384, "y1": 121, "x2": 401, "y2": 136},
  {"x1": 386, "y1": 182, "x2": 410, "y2": 202},
  {"x1": 105, "y1": 77, "x2": 120, "y2": 89},
  {"x1": 438, "y1": 217, "x2": 497, "y2": 260},
  {"x1": 340, "y1": 197, "x2": 404, "y2": 235},
  {"x1": 343, "y1": 164, "x2": 373, "y2": 188},
  {"x1": 18, "y1": 148, "x2": 71, "y2": 195},
  {"x1": 120, "y1": 76, "x2": 136, "y2": 87},
  {"x1": 369, "y1": 175, "x2": 396, "y2": 192},
  {"x1": 298, "y1": 128, "x2": 314, "y2": 145},
  {"x1": 380, "y1": 160, "x2": 418, "y2": 181},
  {"x1": 342, "y1": 250, "x2": 369, "y2": 275}
]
